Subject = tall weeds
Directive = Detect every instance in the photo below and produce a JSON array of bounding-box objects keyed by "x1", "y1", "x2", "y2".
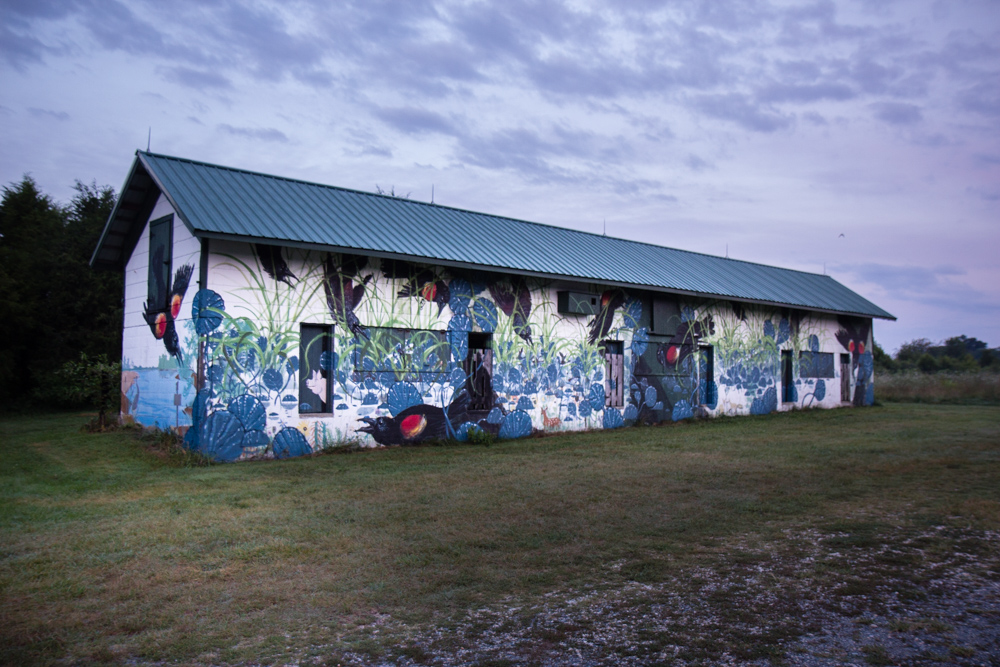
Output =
[{"x1": 877, "y1": 371, "x2": 1000, "y2": 404}]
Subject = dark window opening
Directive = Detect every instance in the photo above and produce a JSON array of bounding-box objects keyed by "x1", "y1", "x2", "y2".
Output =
[
  {"x1": 300, "y1": 324, "x2": 333, "y2": 414},
  {"x1": 781, "y1": 350, "x2": 794, "y2": 403},
  {"x1": 651, "y1": 297, "x2": 680, "y2": 335},
  {"x1": 840, "y1": 353, "x2": 852, "y2": 402},
  {"x1": 699, "y1": 345, "x2": 714, "y2": 405},
  {"x1": 466, "y1": 332, "x2": 493, "y2": 411},
  {"x1": 147, "y1": 214, "x2": 173, "y2": 311}
]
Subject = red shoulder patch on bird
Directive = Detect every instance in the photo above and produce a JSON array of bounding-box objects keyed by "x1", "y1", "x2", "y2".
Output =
[
  {"x1": 420, "y1": 282, "x2": 436, "y2": 301},
  {"x1": 400, "y1": 414, "x2": 428, "y2": 440},
  {"x1": 154, "y1": 312, "x2": 168, "y2": 339}
]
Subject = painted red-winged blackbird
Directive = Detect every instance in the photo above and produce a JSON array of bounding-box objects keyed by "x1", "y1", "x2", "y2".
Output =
[
  {"x1": 587, "y1": 288, "x2": 626, "y2": 344},
  {"x1": 358, "y1": 390, "x2": 470, "y2": 446},
  {"x1": 490, "y1": 277, "x2": 533, "y2": 343},
  {"x1": 255, "y1": 243, "x2": 297, "y2": 287},
  {"x1": 835, "y1": 316, "x2": 870, "y2": 360},
  {"x1": 323, "y1": 255, "x2": 371, "y2": 339},
  {"x1": 142, "y1": 263, "x2": 194, "y2": 362},
  {"x1": 397, "y1": 275, "x2": 450, "y2": 316},
  {"x1": 656, "y1": 315, "x2": 715, "y2": 368}
]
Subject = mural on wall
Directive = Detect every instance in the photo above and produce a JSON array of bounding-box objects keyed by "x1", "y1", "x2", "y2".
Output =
[
  {"x1": 142, "y1": 262, "x2": 194, "y2": 361},
  {"x1": 836, "y1": 316, "x2": 875, "y2": 406},
  {"x1": 124, "y1": 238, "x2": 874, "y2": 462}
]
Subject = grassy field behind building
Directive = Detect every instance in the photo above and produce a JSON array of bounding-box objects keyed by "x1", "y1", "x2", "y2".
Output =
[{"x1": 1, "y1": 403, "x2": 998, "y2": 665}]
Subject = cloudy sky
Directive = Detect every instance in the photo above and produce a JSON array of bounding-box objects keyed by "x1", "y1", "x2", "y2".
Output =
[{"x1": 2, "y1": 0, "x2": 998, "y2": 353}]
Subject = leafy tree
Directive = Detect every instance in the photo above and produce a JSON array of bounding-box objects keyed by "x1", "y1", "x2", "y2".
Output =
[
  {"x1": 872, "y1": 341, "x2": 895, "y2": 373},
  {"x1": 896, "y1": 338, "x2": 932, "y2": 363},
  {"x1": 0, "y1": 176, "x2": 120, "y2": 406}
]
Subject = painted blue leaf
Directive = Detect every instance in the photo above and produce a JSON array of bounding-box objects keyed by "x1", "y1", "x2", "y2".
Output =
[
  {"x1": 565, "y1": 401, "x2": 577, "y2": 417},
  {"x1": 448, "y1": 312, "x2": 472, "y2": 332},
  {"x1": 763, "y1": 320, "x2": 775, "y2": 340},
  {"x1": 471, "y1": 299, "x2": 498, "y2": 332},
  {"x1": 263, "y1": 368, "x2": 283, "y2": 392},
  {"x1": 492, "y1": 374, "x2": 505, "y2": 393},
  {"x1": 652, "y1": 401, "x2": 664, "y2": 411},
  {"x1": 523, "y1": 379, "x2": 537, "y2": 395},
  {"x1": 859, "y1": 351, "x2": 874, "y2": 379},
  {"x1": 183, "y1": 424, "x2": 199, "y2": 451},
  {"x1": 498, "y1": 410, "x2": 533, "y2": 439},
  {"x1": 272, "y1": 427, "x2": 312, "y2": 459},
  {"x1": 319, "y1": 350, "x2": 337, "y2": 371},
  {"x1": 455, "y1": 421, "x2": 484, "y2": 443},
  {"x1": 486, "y1": 407, "x2": 504, "y2": 424},
  {"x1": 630, "y1": 328, "x2": 649, "y2": 356},
  {"x1": 578, "y1": 400, "x2": 592, "y2": 418},
  {"x1": 286, "y1": 355, "x2": 299, "y2": 374},
  {"x1": 622, "y1": 298, "x2": 642, "y2": 328},
  {"x1": 228, "y1": 394, "x2": 266, "y2": 431},
  {"x1": 281, "y1": 394, "x2": 298, "y2": 410},
  {"x1": 809, "y1": 334, "x2": 820, "y2": 354},
  {"x1": 507, "y1": 368, "x2": 523, "y2": 394},
  {"x1": 449, "y1": 367, "x2": 467, "y2": 386},
  {"x1": 634, "y1": 391, "x2": 642, "y2": 404},
  {"x1": 672, "y1": 400, "x2": 693, "y2": 422},
  {"x1": 814, "y1": 379, "x2": 826, "y2": 402},
  {"x1": 387, "y1": 382, "x2": 423, "y2": 416},
  {"x1": 300, "y1": 402, "x2": 312, "y2": 412},
  {"x1": 207, "y1": 364, "x2": 223, "y2": 385},
  {"x1": 241, "y1": 429, "x2": 269, "y2": 451},
  {"x1": 602, "y1": 408, "x2": 624, "y2": 429},
  {"x1": 336, "y1": 403, "x2": 348, "y2": 410},
  {"x1": 588, "y1": 383, "x2": 605, "y2": 411},
  {"x1": 777, "y1": 318, "x2": 790, "y2": 345},
  {"x1": 750, "y1": 386, "x2": 777, "y2": 415},
  {"x1": 623, "y1": 404, "x2": 638, "y2": 425},
  {"x1": 198, "y1": 411, "x2": 244, "y2": 463},
  {"x1": 192, "y1": 289, "x2": 225, "y2": 335},
  {"x1": 546, "y1": 362, "x2": 559, "y2": 384},
  {"x1": 865, "y1": 383, "x2": 874, "y2": 406},
  {"x1": 516, "y1": 396, "x2": 534, "y2": 411},
  {"x1": 644, "y1": 385, "x2": 658, "y2": 408},
  {"x1": 448, "y1": 279, "x2": 473, "y2": 315}
]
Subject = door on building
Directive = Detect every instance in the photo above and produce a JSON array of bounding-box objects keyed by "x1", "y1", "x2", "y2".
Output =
[
  {"x1": 465, "y1": 332, "x2": 494, "y2": 411},
  {"x1": 603, "y1": 341, "x2": 625, "y2": 408},
  {"x1": 840, "y1": 353, "x2": 852, "y2": 402},
  {"x1": 781, "y1": 350, "x2": 794, "y2": 403}
]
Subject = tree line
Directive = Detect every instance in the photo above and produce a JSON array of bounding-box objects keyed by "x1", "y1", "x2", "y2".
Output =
[
  {"x1": 0, "y1": 176, "x2": 122, "y2": 408},
  {"x1": 875, "y1": 335, "x2": 999, "y2": 374}
]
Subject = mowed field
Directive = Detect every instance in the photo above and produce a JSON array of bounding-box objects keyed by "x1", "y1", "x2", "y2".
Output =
[{"x1": 1, "y1": 404, "x2": 998, "y2": 666}]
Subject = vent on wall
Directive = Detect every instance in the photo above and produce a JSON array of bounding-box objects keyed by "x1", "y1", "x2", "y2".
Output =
[{"x1": 557, "y1": 291, "x2": 599, "y2": 315}]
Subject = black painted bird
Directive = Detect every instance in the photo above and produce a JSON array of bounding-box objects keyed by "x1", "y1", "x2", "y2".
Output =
[
  {"x1": 587, "y1": 288, "x2": 626, "y2": 344},
  {"x1": 142, "y1": 263, "x2": 193, "y2": 362},
  {"x1": 255, "y1": 243, "x2": 296, "y2": 287},
  {"x1": 656, "y1": 315, "x2": 715, "y2": 368},
  {"x1": 490, "y1": 277, "x2": 532, "y2": 343},
  {"x1": 323, "y1": 255, "x2": 371, "y2": 339},
  {"x1": 835, "y1": 316, "x2": 870, "y2": 360},
  {"x1": 383, "y1": 260, "x2": 451, "y2": 315},
  {"x1": 358, "y1": 390, "x2": 470, "y2": 446}
]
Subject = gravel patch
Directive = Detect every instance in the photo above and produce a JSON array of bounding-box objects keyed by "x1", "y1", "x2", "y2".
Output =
[{"x1": 310, "y1": 523, "x2": 1000, "y2": 667}]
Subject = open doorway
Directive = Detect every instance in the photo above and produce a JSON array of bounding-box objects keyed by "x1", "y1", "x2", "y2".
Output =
[{"x1": 465, "y1": 332, "x2": 494, "y2": 411}]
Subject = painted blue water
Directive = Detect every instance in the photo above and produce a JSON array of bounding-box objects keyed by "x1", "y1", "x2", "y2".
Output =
[{"x1": 132, "y1": 368, "x2": 197, "y2": 430}]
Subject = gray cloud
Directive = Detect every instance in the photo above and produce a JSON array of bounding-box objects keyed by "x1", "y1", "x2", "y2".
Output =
[
  {"x1": 958, "y1": 80, "x2": 1000, "y2": 117},
  {"x1": 373, "y1": 107, "x2": 459, "y2": 136},
  {"x1": 870, "y1": 101, "x2": 923, "y2": 125},
  {"x1": 217, "y1": 124, "x2": 289, "y2": 143},
  {"x1": 28, "y1": 107, "x2": 69, "y2": 121},
  {"x1": 161, "y1": 66, "x2": 232, "y2": 91},
  {"x1": 692, "y1": 93, "x2": 793, "y2": 133}
]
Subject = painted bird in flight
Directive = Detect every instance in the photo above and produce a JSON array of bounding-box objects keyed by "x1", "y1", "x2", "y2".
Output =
[
  {"x1": 323, "y1": 255, "x2": 371, "y2": 339},
  {"x1": 490, "y1": 277, "x2": 533, "y2": 343},
  {"x1": 587, "y1": 288, "x2": 626, "y2": 344},
  {"x1": 255, "y1": 243, "x2": 297, "y2": 287},
  {"x1": 142, "y1": 263, "x2": 194, "y2": 362}
]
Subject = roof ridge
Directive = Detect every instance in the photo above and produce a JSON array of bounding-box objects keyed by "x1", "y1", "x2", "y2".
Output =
[{"x1": 140, "y1": 151, "x2": 832, "y2": 280}]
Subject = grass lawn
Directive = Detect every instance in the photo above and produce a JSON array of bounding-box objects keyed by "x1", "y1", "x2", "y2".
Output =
[{"x1": 1, "y1": 404, "x2": 998, "y2": 665}]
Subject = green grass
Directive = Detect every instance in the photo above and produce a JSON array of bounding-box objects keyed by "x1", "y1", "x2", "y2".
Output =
[{"x1": 1, "y1": 404, "x2": 998, "y2": 665}]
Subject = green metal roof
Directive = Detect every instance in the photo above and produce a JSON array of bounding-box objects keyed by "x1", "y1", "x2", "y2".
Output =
[{"x1": 93, "y1": 151, "x2": 894, "y2": 320}]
